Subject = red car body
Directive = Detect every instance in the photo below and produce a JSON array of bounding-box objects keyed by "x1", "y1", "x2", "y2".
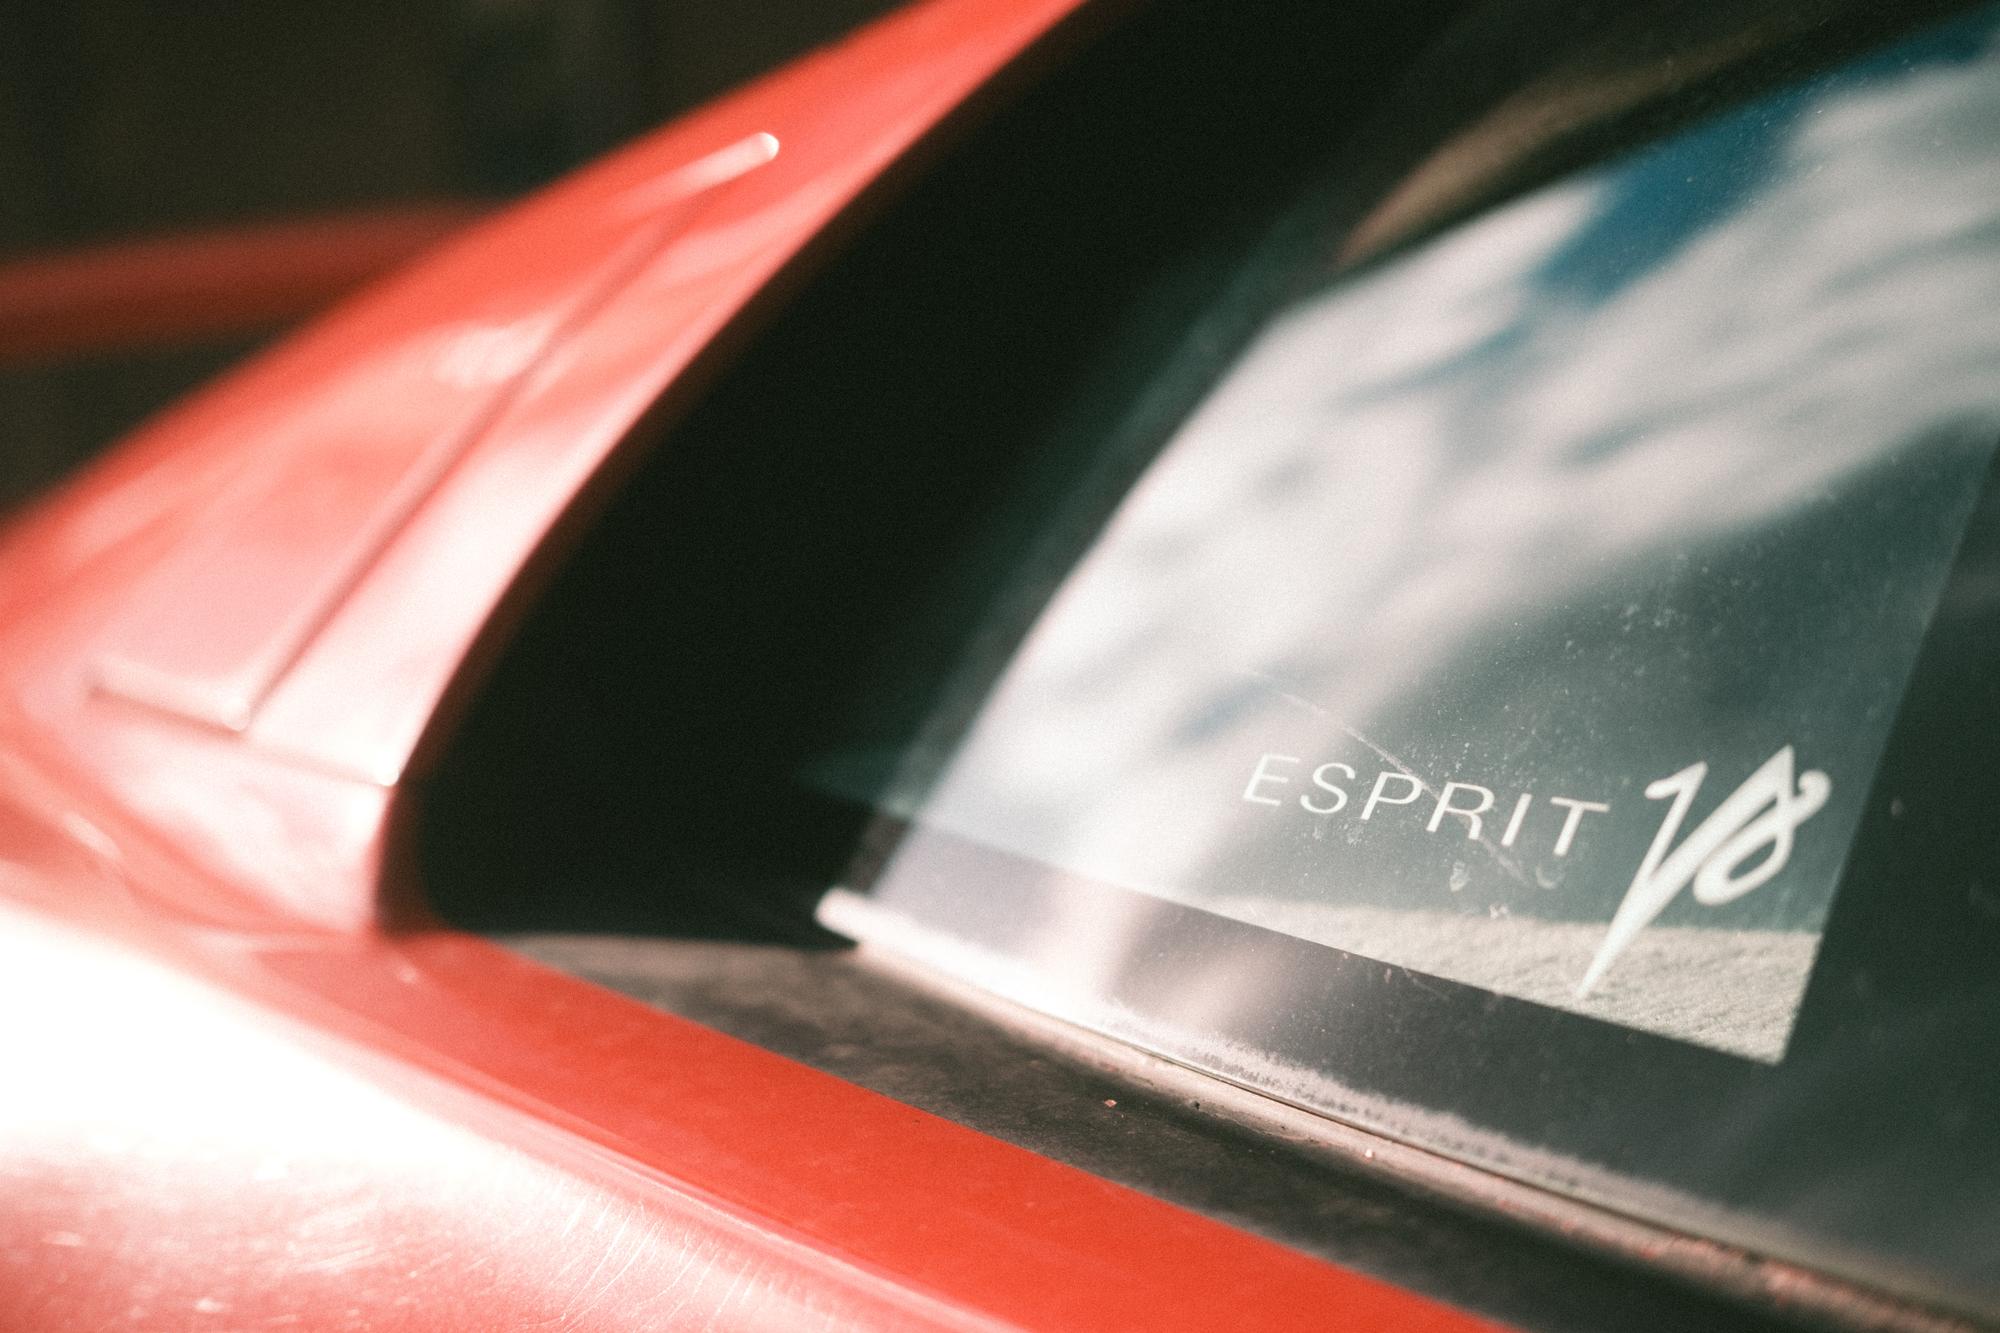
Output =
[{"x1": 0, "y1": 1, "x2": 1493, "y2": 1327}]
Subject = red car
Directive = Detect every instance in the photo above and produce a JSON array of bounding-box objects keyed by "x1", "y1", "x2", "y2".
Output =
[{"x1": 4, "y1": 0, "x2": 1999, "y2": 1327}]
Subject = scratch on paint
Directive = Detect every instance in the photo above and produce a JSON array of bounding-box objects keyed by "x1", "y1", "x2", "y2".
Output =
[{"x1": 1243, "y1": 669, "x2": 1534, "y2": 890}]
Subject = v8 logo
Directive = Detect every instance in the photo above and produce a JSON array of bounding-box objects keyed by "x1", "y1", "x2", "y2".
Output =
[{"x1": 1579, "y1": 747, "x2": 1830, "y2": 995}]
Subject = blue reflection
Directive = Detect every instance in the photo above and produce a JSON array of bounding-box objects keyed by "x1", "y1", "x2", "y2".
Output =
[
  {"x1": 1540, "y1": 12, "x2": 1995, "y2": 303},
  {"x1": 1534, "y1": 94, "x2": 1805, "y2": 302}
]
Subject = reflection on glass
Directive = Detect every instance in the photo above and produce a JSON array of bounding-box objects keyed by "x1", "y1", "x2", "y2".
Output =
[{"x1": 837, "y1": 11, "x2": 2000, "y2": 1062}]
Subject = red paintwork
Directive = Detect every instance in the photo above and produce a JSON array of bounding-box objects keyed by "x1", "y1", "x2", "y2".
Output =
[
  {"x1": 0, "y1": 204, "x2": 489, "y2": 364},
  {"x1": 0, "y1": 1, "x2": 1499, "y2": 1328}
]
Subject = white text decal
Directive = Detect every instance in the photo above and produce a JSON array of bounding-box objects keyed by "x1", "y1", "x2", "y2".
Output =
[{"x1": 1578, "y1": 747, "x2": 1829, "y2": 995}]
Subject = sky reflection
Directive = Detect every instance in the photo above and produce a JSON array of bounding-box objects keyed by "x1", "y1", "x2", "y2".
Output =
[{"x1": 865, "y1": 9, "x2": 2000, "y2": 1058}]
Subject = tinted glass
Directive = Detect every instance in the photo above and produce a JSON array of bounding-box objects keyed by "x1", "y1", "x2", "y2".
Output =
[
  {"x1": 819, "y1": 5, "x2": 2000, "y2": 1315},
  {"x1": 423, "y1": 0, "x2": 2000, "y2": 1318},
  {"x1": 834, "y1": 13, "x2": 2000, "y2": 1063}
]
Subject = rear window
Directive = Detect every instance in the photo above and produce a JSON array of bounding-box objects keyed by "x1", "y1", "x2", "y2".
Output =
[
  {"x1": 420, "y1": 0, "x2": 2000, "y2": 1320},
  {"x1": 837, "y1": 12, "x2": 2000, "y2": 1064}
]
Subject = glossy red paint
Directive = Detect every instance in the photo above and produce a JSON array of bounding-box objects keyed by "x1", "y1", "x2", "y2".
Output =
[{"x1": 0, "y1": 0, "x2": 1500, "y2": 1327}]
